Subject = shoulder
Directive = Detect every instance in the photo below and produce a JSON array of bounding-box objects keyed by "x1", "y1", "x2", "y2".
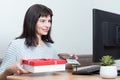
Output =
[
  {"x1": 9, "y1": 38, "x2": 25, "y2": 46},
  {"x1": 12, "y1": 38, "x2": 25, "y2": 42}
]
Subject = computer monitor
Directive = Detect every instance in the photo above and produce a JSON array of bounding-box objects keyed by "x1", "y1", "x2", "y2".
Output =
[{"x1": 93, "y1": 9, "x2": 120, "y2": 62}]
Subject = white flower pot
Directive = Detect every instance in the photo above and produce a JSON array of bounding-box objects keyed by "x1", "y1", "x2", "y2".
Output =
[{"x1": 100, "y1": 66, "x2": 117, "y2": 78}]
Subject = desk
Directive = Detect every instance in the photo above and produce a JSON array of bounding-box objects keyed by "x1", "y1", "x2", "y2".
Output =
[{"x1": 7, "y1": 69, "x2": 120, "y2": 80}]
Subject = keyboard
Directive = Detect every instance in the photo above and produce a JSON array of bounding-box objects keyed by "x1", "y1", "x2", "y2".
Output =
[
  {"x1": 72, "y1": 65, "x2": 100, "y2": 75},
  {"x1": 72, "y1": 65, "x2": 120, "y2": 75}
]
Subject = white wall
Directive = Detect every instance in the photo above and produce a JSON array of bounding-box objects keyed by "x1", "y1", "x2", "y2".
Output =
[{"x1": 0, "y1": 0, "x2": 120, "y2": 57}]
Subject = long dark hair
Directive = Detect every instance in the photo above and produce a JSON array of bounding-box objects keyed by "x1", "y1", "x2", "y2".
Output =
[{"x1": 16, "y1": 4, "x2": 54, "y2": 47}]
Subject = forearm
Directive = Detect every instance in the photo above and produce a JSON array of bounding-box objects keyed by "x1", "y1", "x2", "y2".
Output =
[
  {"x1": 58, "y1": 53, "x2": 78, "y2": 60},
  {"x1": 0, "y1": 68, "x2": 13, "y2": 80},
  {"x1": 58, "y1": 53, "x2": 70, "y2": 59}
]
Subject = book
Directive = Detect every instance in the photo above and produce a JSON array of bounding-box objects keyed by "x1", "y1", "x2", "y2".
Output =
[{"x1": 22, "y1": 58, "x2": 66, "y2": 73}]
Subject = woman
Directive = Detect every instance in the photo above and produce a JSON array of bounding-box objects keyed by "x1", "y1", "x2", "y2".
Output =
[{"x1": 0, "y1": 4, "x2": 78, "y2": 80}]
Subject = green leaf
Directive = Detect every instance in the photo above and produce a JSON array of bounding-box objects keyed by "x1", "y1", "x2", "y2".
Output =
[{"x1": 100, "y1": 55, "x2": 115, "y2": 66}]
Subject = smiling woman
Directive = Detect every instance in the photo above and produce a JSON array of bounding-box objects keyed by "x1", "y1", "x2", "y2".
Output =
[
  {"x1": 0, "y1": 4, "x2": 56, "y2": 80},
  {"x1": 0, "y1": 4, "x2": 78, "y2": 80}
]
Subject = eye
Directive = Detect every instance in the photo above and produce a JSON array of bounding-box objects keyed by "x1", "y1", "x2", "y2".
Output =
[
  {"x1": 48, "y1": 20, "x2": 52, "y2": 23},
  {"x1": 39, "y1": 20, "x2": 45, "y2": 22}
]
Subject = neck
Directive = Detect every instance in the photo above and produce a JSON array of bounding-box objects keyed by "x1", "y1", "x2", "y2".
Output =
[
  {"x1": 36, "y1": 35, "x2": 43, "y2": 45},
  {"x1": 38, "y1": 38, "x2": 44, "y2": 46}
]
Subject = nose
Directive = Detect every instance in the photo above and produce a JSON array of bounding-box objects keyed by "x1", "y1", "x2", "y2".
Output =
[{"x1": 45, "y1": 22, "x2": 51, "y2": 28}]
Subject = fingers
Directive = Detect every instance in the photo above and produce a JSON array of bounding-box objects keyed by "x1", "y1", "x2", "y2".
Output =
[
  {"x1": 8, "y1": 63, "x2": 29, "y2": 75},
  {"x1": 16, "y1": 69, "x2": 29, "y2": 74},
  {"x1": 70, "y1": 54, "x2": 78, "y2": 60},
  {"x1": 15, "y1": 64, "x2": 29, "y2": 74},
  {"x1": 14, "y1": 58, "x2": 29, "y2": 74},
  {"x1": 15, "y1": 68, "x2": 29, "y2": 74},
  {"x1": 18, "y1": 66, "x2": 29, "y2": 74}
]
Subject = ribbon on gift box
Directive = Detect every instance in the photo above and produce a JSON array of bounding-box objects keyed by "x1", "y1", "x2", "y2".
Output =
[{"x1": 22, "y1": 58, "x2": 66, "y2": 66}]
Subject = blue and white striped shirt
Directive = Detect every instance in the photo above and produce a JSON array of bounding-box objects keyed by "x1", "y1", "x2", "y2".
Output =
[{"x1": 0, "y1": 38, "x2": 58, "y2": 72}]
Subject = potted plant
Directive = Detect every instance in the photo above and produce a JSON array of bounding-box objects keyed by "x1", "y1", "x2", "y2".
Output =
[{"x1": 100, "y1": 55, "x2": 117, "y2": 78}]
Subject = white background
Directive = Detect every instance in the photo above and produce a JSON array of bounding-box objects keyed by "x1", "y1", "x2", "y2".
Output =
[{"x1": 0, "y1": 0, "x2": 120, "y2": 57}]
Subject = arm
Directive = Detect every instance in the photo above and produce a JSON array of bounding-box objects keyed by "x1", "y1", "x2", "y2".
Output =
[
  {"x1": 0, "y1": 41, "x2": 19, "y2": 72},
  {"x1": 0, "y1": 41, "x2": 29, "y2": 80},
  {"x1": 0, "y1": 68, "x2": 13, "y2": 80},
  {"x1": 0, "y1": 62, "x2": 29, "y2": 80},
  {"x1": 58, "y1": 53, "x2": 70, "y2": 59},
  {"x1": 58, "y1": 53, "x2": 79, "y2": 69},
  {"x1": 58, "y1": 53, "x2": 78, "y2": 60}
]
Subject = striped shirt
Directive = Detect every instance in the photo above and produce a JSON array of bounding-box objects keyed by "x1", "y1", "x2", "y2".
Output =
[{"x1": 0, "y1": 38, "x2": 58, "y2": 73}]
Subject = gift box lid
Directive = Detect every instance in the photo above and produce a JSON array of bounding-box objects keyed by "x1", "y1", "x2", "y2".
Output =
[{"x1": 22, "y1": 58, "x2": 66, "y2": 66}]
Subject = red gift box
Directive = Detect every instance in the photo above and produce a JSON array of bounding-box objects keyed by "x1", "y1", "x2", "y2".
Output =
[
  {"x1": 23, "y1": 58, "x2": 66, "y2": 66},
  {"x1": 22, "y1": 58, "x2": 66, "y2": 73}
]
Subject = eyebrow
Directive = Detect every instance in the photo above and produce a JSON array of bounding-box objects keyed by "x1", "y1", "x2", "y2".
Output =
[{"x1": 39, "y1": 18, "x2": 51, "y2": 21}]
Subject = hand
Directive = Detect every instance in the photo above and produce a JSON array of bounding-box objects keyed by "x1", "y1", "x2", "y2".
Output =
[
  {"x1": 7, "y1": 64, "x2": 28, "y2": 75},
  {"x1": 69, "y1": 54, "x2": 78, "y2": 60},
  {"x1": 0, "y1": 60, "x2": 29, "y2": 80},
  {"x1": 6, "y1": 60, "x2": 29, "y2": 75},
  {"x1": 58, "y1": 53, "x2": 78, "y2": 60}
]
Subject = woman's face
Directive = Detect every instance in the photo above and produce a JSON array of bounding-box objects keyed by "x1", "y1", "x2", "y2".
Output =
[{"x1": 35, "y1": 15, "x2": 51, "y2": 37}]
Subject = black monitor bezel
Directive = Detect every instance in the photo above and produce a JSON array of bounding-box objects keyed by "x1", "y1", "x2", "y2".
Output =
[{"x1": 93, "y1": 9, "x2": 120, "y2": 62}]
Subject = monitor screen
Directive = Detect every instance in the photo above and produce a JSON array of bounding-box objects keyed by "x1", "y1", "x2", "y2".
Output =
[{"x1": 93, "y1": 9, "x2": 120, "y2": 62}]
